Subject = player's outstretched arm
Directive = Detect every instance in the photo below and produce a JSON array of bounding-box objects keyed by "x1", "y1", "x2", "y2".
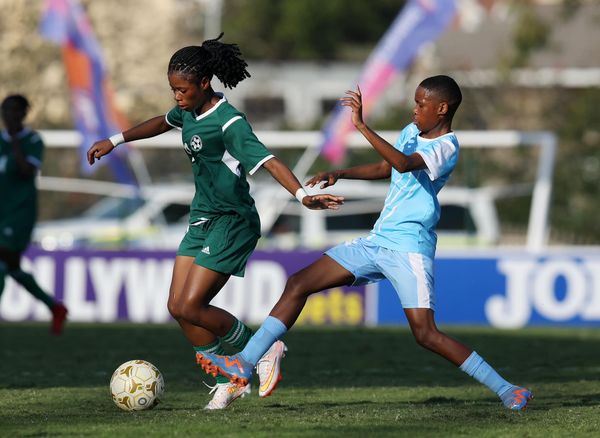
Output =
[
  {"x1": 262, "y1": 157, "x2": 344, "y2": 210},
  {"x1": 306, "y1": 160, "x2": 392, "y2": 189},
  {"x1": 340, "y1": 86, "x2": 425, "y2": 173},
  {"x1": 87, "y1": 116, "x2": 172, "y2": 165}
]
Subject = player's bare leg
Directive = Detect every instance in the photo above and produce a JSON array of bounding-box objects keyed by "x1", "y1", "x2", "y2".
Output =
[
  {"x1": 167, "y1": 256, "x2": 232, "y2": 344},
  {"x1": 270, "y1": 255, "x2": 355, "y2": 327},
  {"x1": 403, "y1": 308, "x2": 471, "y2": 365},
  {"x1": 197, "y1": 255, "x2": 355, "y2": 391},
  {"x1": 168, "y1": 256, "x2": 240, "y2": 336},
  {"x1": 168, "y1": 256, "x2": 251, "y2": 409},
  {"x1": 404, "y1": 308, "x2": 532, "y2": 411}
]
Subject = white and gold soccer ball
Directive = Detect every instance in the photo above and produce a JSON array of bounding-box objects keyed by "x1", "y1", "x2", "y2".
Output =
[{"x1": 109, "y1": 360, "x2": 164, "y2": 411}]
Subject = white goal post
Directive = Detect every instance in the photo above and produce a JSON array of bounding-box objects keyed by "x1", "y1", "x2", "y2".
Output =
[{"x1": 39, "y1": 129, "x2": 557, "y2": 252}]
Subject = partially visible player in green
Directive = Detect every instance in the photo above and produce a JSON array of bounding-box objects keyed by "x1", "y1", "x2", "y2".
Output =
[
  {"x1": 87, "y1": 34, "x2": 344, "y2": 410},
  {"x1": 0, "y1": 94, "x2": 68, "y2": 335}
]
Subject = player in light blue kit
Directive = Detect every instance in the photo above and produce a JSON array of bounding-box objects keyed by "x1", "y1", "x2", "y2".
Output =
[{"x1": 197, "y1": 75, "x2": 533, "y2": 411}]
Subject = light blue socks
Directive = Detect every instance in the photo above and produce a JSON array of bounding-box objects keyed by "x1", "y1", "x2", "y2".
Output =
[
  {"x1": 460, "y1": 351, "x2": 513, "y2": 396},
  {"x1": 239, "y1": 316, "x2": 288, "y2": 365}
]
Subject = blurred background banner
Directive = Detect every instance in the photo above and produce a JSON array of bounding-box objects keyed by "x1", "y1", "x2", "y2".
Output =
[
  {"x1": 0, "y1": 249, "x2": 368, "y2": 326},
  {"x1": 39, "y1": 0, "x2": 136, "y2": 184},
  {"x1": 2, "y1": 0, "x2": 599, "y2": 327},
  {"x1": 3, "y1": 248, "x2": 599, "y2": 328},
  {"x1": 320, "y1": 0, "x2": 457, "y2": 163}
]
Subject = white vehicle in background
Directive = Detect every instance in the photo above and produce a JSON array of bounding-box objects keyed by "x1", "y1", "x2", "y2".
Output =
[
  {"x1": 33, "y1": 180, "x2": 193, "y2": 250},
  {"x1": 34, "y1": 177, "x2": 502, "y2": 251},
  {"x1": 254, "y1": 179, "x2": 507, "y2": 249},
  {"x1": 35, "y1": 129, "x2": 555, "y2": 251}
]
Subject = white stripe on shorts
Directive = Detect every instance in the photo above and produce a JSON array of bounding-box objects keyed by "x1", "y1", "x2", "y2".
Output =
[{"x1": 408, "y1": 253, "x2": 430, "y2": 308}]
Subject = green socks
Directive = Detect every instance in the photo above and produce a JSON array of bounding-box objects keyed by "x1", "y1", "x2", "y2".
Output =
[{"x1": 220, "y1": 318, "x2": 253, "y2": 350}]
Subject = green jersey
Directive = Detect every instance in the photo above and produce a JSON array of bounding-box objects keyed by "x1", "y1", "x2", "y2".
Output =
[
  {"x1": 0, "y1": 128, "x2": 44, "y2": 250},
  {"x1": 165, "y1": 94, "x2": 273, "y2": 234}
]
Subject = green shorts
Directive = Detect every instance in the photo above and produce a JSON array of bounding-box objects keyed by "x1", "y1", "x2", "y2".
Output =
[{"x1": 177, "y1": 214, "x2": 260, "y2": 277}]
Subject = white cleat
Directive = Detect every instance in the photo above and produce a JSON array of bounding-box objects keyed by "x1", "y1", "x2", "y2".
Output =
[
  {"x1": 204, "y1": 382, "x2": 251, "y2": 410},
  {"x1": 256, "y1": 340, "x2": 287, "y2": 398}
]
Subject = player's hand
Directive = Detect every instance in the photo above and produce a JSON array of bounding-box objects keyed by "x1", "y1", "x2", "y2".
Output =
[
  {"x1": 339, "y1": 85, "x2": 364, "y2": 129},
  {"x1": 87, "y1": 139, "x2": 115, "y2": 165},
  {"x1": 302, "y1": 194, "x2": 344, "y2": 210},
  {"x1": 306, "y1": 171, "x2": 341, "y2": 189}
]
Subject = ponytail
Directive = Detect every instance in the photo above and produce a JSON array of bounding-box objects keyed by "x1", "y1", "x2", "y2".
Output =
[{"x1": 168, "y1": 33, "x2": 250, "y2": 89}]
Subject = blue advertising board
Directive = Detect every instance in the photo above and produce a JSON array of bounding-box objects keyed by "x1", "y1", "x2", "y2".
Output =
[
  {"x1": 376, "y1": 251, "x2": 600, "y2": 328},
  {"x1": 2, "y1": 248, "x2": 599, "y2": 328}
]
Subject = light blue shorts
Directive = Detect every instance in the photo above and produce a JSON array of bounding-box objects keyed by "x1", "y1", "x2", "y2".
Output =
[{"x1": 325, "y1": 237, "x2": 435, "y2": 309}]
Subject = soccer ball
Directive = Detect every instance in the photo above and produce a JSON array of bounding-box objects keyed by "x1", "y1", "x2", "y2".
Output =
[{"x1": 109, "y1": 360, "x2": 164, "y2": 411}]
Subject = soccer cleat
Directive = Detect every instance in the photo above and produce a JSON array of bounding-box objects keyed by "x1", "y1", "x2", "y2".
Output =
[
  {"x1": 50, "y1": 303, "x2": 68, "y2": 335},
  {"x1": 203, "y1": 382, "x2": 251, "y2": 410},
  {"x1": 256, "y1": 340, "x2": 287, "y2": 397},
  {"x1": 196, "y1": 351, "x2": 253, "y2": 387},
  {"x1": 500, "y1": 386, "x2": 533, "y2": 411}
]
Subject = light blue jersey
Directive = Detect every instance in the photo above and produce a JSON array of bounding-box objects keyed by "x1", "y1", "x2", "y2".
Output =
[{"x1": 368, "y1": 123, "x2": 459, "y2": 259}]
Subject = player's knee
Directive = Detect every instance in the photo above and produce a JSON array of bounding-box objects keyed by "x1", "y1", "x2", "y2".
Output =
[
  {"x1": 284, "y1": 273, "x2": 311, "y2": 299},
  {"x1": 412, "y1": 326, "x2": 438, "y2": 349},
  {"x1": 178, "y1": 306, "x2": 195, "y2": 323},
  {"x1": 167, "y1": 298, "x2": 183, "y2": 320},
  {"x1": 178, "y1": 298, "x2": 209, "y2": 323},
  {"x1": 167, "y1": 294, "x2": 198, "y2": 321}
]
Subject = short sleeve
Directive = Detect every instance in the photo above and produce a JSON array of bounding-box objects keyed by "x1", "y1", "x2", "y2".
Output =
[
  {"x1": 395, "y1": 123, "x2": 419, "y2": 151},
  {"x1": 222, "y1": 115, "x2": 273, "y2": 175},
  {"x1": 416, "y1": 137, "x2": 459, "y2": 181},
  {"x1": 26, "y1": 132, "x2": 44, "y2": 169},
  {"x1": 165, "y1": 106, "x2": 184, "y2": 129}
]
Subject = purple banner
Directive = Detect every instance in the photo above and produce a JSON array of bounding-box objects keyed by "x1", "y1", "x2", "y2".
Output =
[
  {"x1": 321, "y1": 0, "x2": 457, "y2": 163},
  {"x1": 0, "y1": 249, "x2": 369, "y2": 325},
  {"x1": 40, "y1": 0, "x2": 136, "y2": 183}
]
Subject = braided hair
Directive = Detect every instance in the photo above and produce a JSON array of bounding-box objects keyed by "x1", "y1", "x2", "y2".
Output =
[{"x1": 167, "y1": 33, "x2": 250, "y2": 89}]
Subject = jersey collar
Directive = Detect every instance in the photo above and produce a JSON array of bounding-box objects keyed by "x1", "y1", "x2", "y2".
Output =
[
  {"x1": 417, "y1": 131, "x2": 454, "y2": 142},
  {"x1": 1, "y1": 127, "x2": 32, "y2": 142},
  {"x1": 194, "y1": 93, "x2": 227, "y2": 121}
]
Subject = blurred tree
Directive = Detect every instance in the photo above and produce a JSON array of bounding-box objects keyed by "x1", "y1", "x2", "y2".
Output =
[
  {"x1": 508, "y1": 2, "x2": 551, "y2": 68},
  {"x1": 550, "y1": 88, "x2": 600, "y2": 243},
  {"x1": 222, "y1": 0, "x2": 406, "y2": 60}
]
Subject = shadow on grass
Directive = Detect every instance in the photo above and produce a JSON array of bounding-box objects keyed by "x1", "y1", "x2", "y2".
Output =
[{"x1": 1, "y1": 323, "x2": 600, "y2": 391}]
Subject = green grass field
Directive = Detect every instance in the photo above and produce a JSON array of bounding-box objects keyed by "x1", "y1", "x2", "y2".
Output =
[{"x1": 1, "y1": 323, "x2": 600, "y2": 437}]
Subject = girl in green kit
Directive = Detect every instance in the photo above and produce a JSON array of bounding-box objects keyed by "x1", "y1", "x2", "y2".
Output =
[
  {"x1": 87, "y1": 34, "x2": 344, "y2": 409},
  {"x1": 0, "y1": 94, "x2": 68, "y2": 335}
]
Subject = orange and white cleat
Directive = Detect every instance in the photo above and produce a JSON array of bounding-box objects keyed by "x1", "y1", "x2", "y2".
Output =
[
  {"x1": 256, "y1": 341, "x2": 287, "y2": 397},
  {"x1": 204, "y1": 382, "x2": 251, "y2": 410}
]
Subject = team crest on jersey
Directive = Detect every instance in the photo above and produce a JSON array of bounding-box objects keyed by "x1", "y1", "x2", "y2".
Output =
[{"x1": 190, "y1": 135, "x2": 203, "y2": 152}]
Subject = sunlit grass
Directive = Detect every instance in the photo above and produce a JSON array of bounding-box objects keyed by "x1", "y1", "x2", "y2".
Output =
[{"x1": 1, "y1": 323, "x2": 599, "y2": 437}]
